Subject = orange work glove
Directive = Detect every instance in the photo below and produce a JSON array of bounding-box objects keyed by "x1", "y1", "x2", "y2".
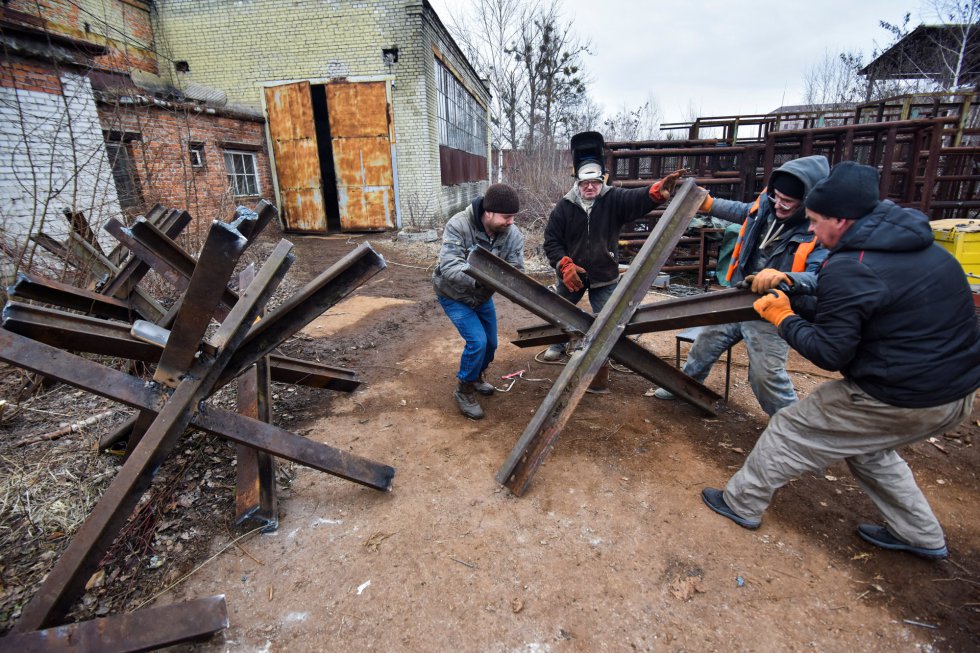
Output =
[
  {"x1": 558, "y1": 256, "x2": 586, "y2": 292},
  {"x1": 753, "y1": 289, "x2": 795, "y2": 327},
  {"x1": 748, "y1": 268, "x2": 792, "y2": 294},
  {"x1": 699, "y1": 194, "x2": 714, "y2": 213},
  {"x1": 649, "y1": 168, "x2": 687, "y2": 202}
]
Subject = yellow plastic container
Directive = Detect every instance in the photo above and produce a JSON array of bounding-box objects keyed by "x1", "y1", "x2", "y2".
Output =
[{"x1": 931, "y1": 219, "x2": 980, "y2": 278}]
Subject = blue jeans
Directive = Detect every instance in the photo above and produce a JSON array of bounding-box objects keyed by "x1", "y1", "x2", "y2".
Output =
[
  {"x1": 548, "y1": 278, "x2": 618, "y2": 353},
  {"x1": 438, "y1": 295, "x2": 498, "y2": 383},
  {"x1": 554, "y1": 276, "x2": 618, "y2": 313},
  {"x1": 682, "y1": 320, "x2": 797, "y2": 416}
]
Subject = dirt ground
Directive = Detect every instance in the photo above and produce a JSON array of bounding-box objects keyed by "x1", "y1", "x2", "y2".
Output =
[{"x1": 3, "y1": 229, "x2": 980, "y2": 651}]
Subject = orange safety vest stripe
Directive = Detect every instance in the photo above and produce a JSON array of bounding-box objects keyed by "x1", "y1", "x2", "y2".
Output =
[
  {"x1": 791, "y1": 240, "x2": 817, "y2": 272},
  {"x1": 725, "y1": 191, "x2": 763, "y2": 282}
]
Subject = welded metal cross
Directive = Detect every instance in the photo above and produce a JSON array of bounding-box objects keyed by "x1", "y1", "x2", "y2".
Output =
[
  {"x1": 464, "y1": 179, "x2": 759, "y2": 496},
  {"x1": 1, "y1": 219, "x2": 394, "y2": 632}
]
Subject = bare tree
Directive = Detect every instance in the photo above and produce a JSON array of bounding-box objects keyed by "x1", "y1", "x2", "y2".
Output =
[
  {"x1": 445, "y1": 0, "x2": 530, "y2": 150},
  {"x1": 806, "y1": 2, "x2": 980, "y2": 107},
  {"x1": 802, "y1": 50, "x2": 867, "y2": 105},
  {"x1": 508, "y1": 3, "x2": 591, "y2": 148},
  {"x1": 602, "y1": 97, "x2": 662, "y2": 142},
  {"x1": 921, "y1": 0, "x2": 980, "y2": 90},
  {"x1": 565, "y1": 95, "x2": 604, "y2": 135}
]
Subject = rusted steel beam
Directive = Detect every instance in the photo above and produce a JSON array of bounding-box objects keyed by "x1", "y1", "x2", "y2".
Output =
[
  {"x1": 612, "y1": 177, "x2": 740, "y2": 189},
  {"x1": 0, "y1": 595, "x2": 228, "y2": 652},
  {"x1": 105, "y1": 218, "x2": 239, "y2": 318},
  {"x1": 65, "y1": 234, "x2": 166, "y2": 320},
  {"x1": 64, "y1": 232, "x2": 117, "y2": 284},
  {"x1": 234, "y1": 264, "x2": 277, "y2": 531},
  {"x1": 153, "y1": 222, "x2": 249, "y2": 387},
  {"x1": 129, "y1": 238, "x2": 293, "y2": 453},
  {"x1": 3, "y1": 306, "x2": 358, "y2": 397},
  {"x1": 610, "y1": 146, "x2": 748, "y2": 157},
  {"x1": 218, "y1": 242, "x2": 386, "y2": 387},
  {"x1": 105, "y1": 218, "x2": 193, "y2": 290},
  {"x1": 64, "y1": 209, "x2": 105, "y2": 257},
  {"x1": 13, "y1": 237, "x2": 292, "y2": 629},
  {"x1": 235, "y1": 358, "x2": 277, "y2": 530},
  {"x1": 30, "y1": 232, "x2": 71, "y2": 261},
  {"x1": 7, "y1": 272, "x2": 140, "y2": 322},
  {"x1": 267, "y1": 354, "x2": 361, "y2": 391},
  {"x1": 0, "y1": 330, "x2": 395, "y2": 487},
  {"x1": 193, "y1": 406, "x2": 395, "y2": 489},
  {"x1": 767, "y1": 115, "x2": 956, "y2": 139},
  {"x1": 512, "y1": 288, "x2": 760, "y2": 347},
  {"x1": 2, "y1": 302, "x2": 159, "y2": 360},
  {"x1": 464, "y1": 247, "x2": 721, "y2": 415},
  {"x1": 101, "y1": 210, "x2": 189, "y2": 299},
  {"x1": 494, "y1": 179, "x2": 708, "y2": 496}
]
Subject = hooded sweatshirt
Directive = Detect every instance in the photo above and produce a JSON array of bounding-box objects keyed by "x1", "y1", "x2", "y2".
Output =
[
  {"x1": 781, "y1": 200, "x2": 980, "y2": 407},
  {"x1": 708, "y1": 155, "x2": 831, "y2": 285}
]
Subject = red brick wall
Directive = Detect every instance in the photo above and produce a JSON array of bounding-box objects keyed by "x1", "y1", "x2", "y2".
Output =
[
  {"x1": 7, "y1": 0, "x2": 158, "y2": 75},
  {"x1": 97, "y1": 100, "x2": 275, "y2": 242},
  {"x1": 0, "y1": 59, "x2": 64, "y2": 94}
]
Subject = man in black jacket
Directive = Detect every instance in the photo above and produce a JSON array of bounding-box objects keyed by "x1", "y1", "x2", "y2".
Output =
[
  {"x1": 701, "y1": 162, "x2": 980, "y2": 559},
  {"x1": 541, "y1": 133, "x2": 680, "y2": 362}
]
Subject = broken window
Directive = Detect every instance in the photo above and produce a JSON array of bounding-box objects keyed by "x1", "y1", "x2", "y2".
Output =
[
  {"x1": 223, "y1": 150, "x2": 259, "y2": 197},
  {"x1": 435, "y1": 58, "x2": 488, "y2": 186},
  {"x1": 190, "y1": 142, "x2": 205, "y2": 168},
  {"x1": 104, "y1": 138, "x2": 142, "y2": 211}
]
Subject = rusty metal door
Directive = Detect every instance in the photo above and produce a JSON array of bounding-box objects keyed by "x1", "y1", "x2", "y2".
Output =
[
  {"x1": 325, "y1": 81, "x2": 396, "y2": 231},
  {"x1": 264, "y1": 82, "x2": 327, "y2": 233}
]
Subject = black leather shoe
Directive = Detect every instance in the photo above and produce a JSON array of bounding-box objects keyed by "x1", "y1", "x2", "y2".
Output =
[
  {"x1": 701, "y1": 488, "x2": 761, "y2": 530},
  {"x1": 857, "y1": 524, "x2": 948, "y2": 559}
]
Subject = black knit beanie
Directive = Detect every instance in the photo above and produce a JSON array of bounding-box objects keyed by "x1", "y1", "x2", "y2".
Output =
[
  {"x1": 804, "y1": 162, "x2": 880, "y2": 220},
  {"x1": 483, "y1": 183, "x2": 520, "y2": 214},
  {"x1": 770, "y1": 171, "x2": 806, "y2": 200}
]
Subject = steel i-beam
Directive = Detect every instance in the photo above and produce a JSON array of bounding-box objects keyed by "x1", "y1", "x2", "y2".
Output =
[
  {"x1": 11, "y1": 235, "x2": 294, "y2": 631},
  {"x1": 512, "y1": 288, "x2": 760, "y2": 347},
  {"x1": 234, "y1": 265, "x2": 277, "y2": 531},
  {"x1": 0, "y1": 595, "x2": 228, "y2": 652},
  {"x1": 218, "y1": 242, "x2": 387, "y2": 386},
  {"x1": 464, "y1": 250, "x2": 722, "y2": 413},
  {"x1": 474, "y1": 179, "x2": 709, "y2": 495},
  {"x1": 7, "y1": 273, "x2": 140, "y2": 322}
]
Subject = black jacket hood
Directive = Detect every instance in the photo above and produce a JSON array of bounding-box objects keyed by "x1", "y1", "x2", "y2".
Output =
[{"x1": 835, "y1": 200, "x2": 934, "y2": 254}]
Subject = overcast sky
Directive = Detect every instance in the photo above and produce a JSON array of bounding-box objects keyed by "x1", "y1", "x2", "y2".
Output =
[{"x1": 427, "y1": 0, "x2": 924, "y2": 124}]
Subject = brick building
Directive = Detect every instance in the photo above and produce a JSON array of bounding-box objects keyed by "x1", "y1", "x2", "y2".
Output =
[
  {"x1": 94, "y1": 86, "x2": 273, "y2": 245},
  {"x1": 2, "y1": 0, "x2": 490, "y2": 283},
  {"x1": 150, "y1": 0, "x2": 492, "y2": 232},
  {"x1": 1, "y1": 6, "x2": 123, "y2": 280},
  {"x1": 0, "y1": 0, "x2": 274, "y2": 282}
]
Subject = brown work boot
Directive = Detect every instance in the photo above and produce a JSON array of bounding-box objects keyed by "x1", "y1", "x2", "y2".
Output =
[
  {"x1": 586, "y1": 361, "x2": 610, "y2": 394},
  {"x1": 454, "y1": 381, "x2": 485, "y2": 419},
  {"x1": 473, "y1": 372, "x2": 495, "y2": 396}
]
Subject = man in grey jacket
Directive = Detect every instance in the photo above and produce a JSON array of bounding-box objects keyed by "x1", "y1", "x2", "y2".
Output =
[{"x1": 433, "y1": 183, "x2": 525, "y2": 419}]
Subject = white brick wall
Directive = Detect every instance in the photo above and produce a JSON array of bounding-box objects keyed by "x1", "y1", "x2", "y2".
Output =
[{"x1": 0, "y1": 72, "x2": 122, "y2": 280}]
